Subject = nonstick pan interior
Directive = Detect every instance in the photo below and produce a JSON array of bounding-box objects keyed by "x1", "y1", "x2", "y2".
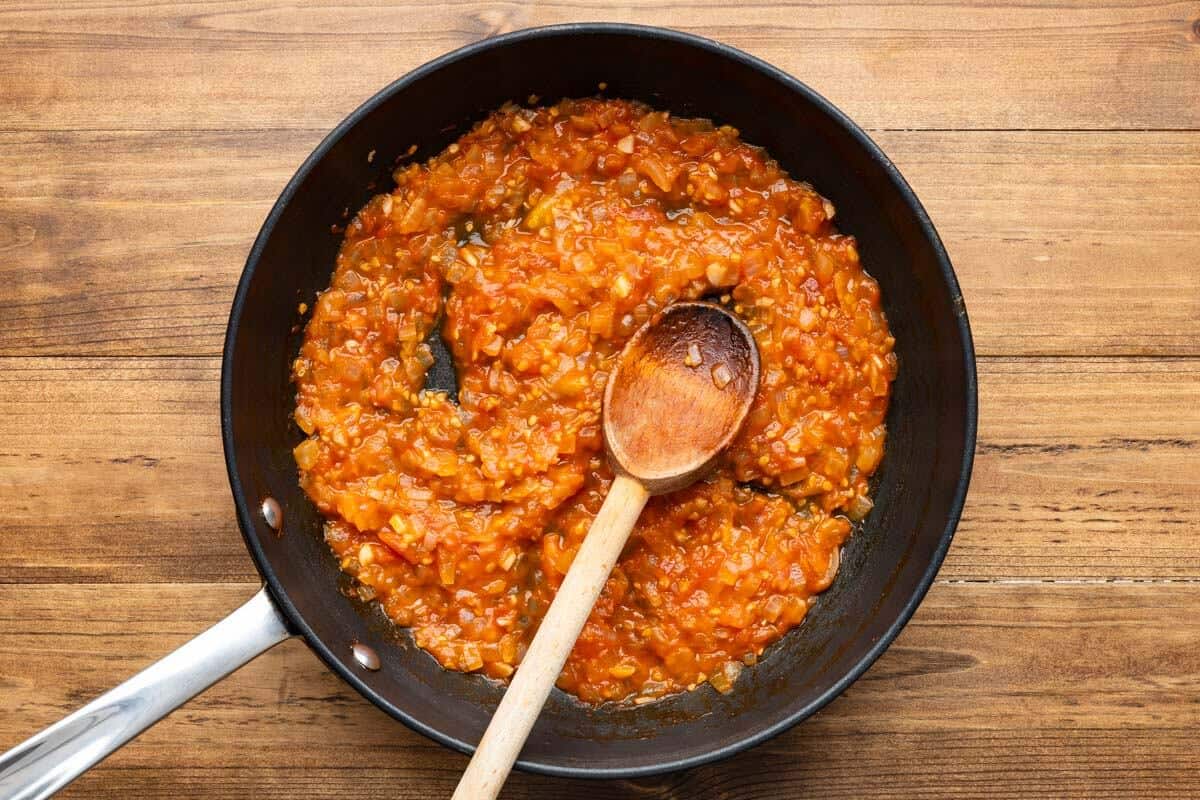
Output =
[{"x1": 222, "y1": 24, "x2": 976, "y2": 778}]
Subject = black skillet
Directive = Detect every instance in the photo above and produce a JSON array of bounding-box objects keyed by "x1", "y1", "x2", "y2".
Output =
[{"x1": 0, "y1": 23, "x2": 976, "y2": 798}]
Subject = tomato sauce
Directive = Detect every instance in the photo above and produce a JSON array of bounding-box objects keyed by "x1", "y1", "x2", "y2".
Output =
[{"x1": 292, "y1": 98, "x2": 896, "y2": 704}]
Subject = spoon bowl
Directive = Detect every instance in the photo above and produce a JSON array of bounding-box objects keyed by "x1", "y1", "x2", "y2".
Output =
[{"x1": 605, "y1": 301, "x2": 761, "y2": 494}]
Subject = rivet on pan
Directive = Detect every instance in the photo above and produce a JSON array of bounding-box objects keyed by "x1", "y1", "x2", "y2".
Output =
[
  {"x1": 352, "y1": 642, "x2": 381, "y2": 671},
  {"x1": 261, "y1": 497, "x2": 283, "y2": 533}
]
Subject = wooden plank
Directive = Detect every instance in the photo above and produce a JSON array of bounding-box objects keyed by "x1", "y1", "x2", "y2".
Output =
[
  {"x1": 954, "y1": 357, "x2": 1200, "y2": 581},
  {"x1": 1, "y1": 1, "x2": 1198, "y2": 131},
  {"x1": 0, "y1": 129, "x2": 313, "y2": 357},
  {"x1": 2, "y1": 129, "x2": 1197, "y2": 357},
  {"x1": 887, "y1": 131, "x2": 1200, "y2": 358},
  {"x1": 1, "y1": 582, "x2": 1196, "y2": 799},
  {"x1": 0, "y1": 358, "x2": 247, "y2": 582},
  {"x1": 0, "y1": 356, "x2": 1195, "y2": 584}
]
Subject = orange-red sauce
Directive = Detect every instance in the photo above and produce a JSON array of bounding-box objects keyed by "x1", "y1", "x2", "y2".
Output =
[{"x1": 292, "y1": 98, "x2": 896, "y2": 704}]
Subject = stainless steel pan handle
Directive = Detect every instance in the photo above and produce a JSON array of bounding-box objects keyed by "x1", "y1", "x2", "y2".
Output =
[{"x1": 0, "y1": 587, "x2": 292, "y2": 800}]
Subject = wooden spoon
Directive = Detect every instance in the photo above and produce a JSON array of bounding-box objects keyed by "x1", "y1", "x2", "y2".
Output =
[{"x1": 452, "y1": 301, "x2": 760, "y2": 800}]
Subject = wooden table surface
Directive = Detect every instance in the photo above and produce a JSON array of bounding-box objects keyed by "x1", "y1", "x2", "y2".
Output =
[{"x1": 2, "y1": 2, "x2": 1198, "y2": 798}]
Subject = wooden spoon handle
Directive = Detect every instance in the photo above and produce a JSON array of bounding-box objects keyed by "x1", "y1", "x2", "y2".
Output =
[{"x1": 452, "y1": 473, "x2": 650, "y2": 800}]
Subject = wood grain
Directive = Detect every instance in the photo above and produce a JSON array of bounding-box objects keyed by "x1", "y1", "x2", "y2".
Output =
[
  {"x1": 0, "y1": 356, "x2": 1195, "y2": 585},
  {"x1": 0, "y1": 358, "x2": 239, "y2": 583},
  {"x1": 2, "y1": 129, "x2": 1198, "y2": 357},
  {"x1": 2, "y1": 1, "x2": 1198, "y2": 797},
  {"x1": 0, "y1": 129, "x2": 309, "y2": 357},
  {"x1": 2, "y1": 582, "x2": 1197, "y2": 799},
  {"x1": 1, "y1": 1, "x2": 1198, "y2": 132}
]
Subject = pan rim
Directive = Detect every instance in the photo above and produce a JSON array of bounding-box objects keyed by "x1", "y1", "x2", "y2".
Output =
[{"x1": 220, "y1": 21, "x2": 978, "y2": 780}]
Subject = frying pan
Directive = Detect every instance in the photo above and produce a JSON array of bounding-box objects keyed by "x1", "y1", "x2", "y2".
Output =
[{"x1": 0, "y1": 23, "x2": 977, "y2": 799}]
